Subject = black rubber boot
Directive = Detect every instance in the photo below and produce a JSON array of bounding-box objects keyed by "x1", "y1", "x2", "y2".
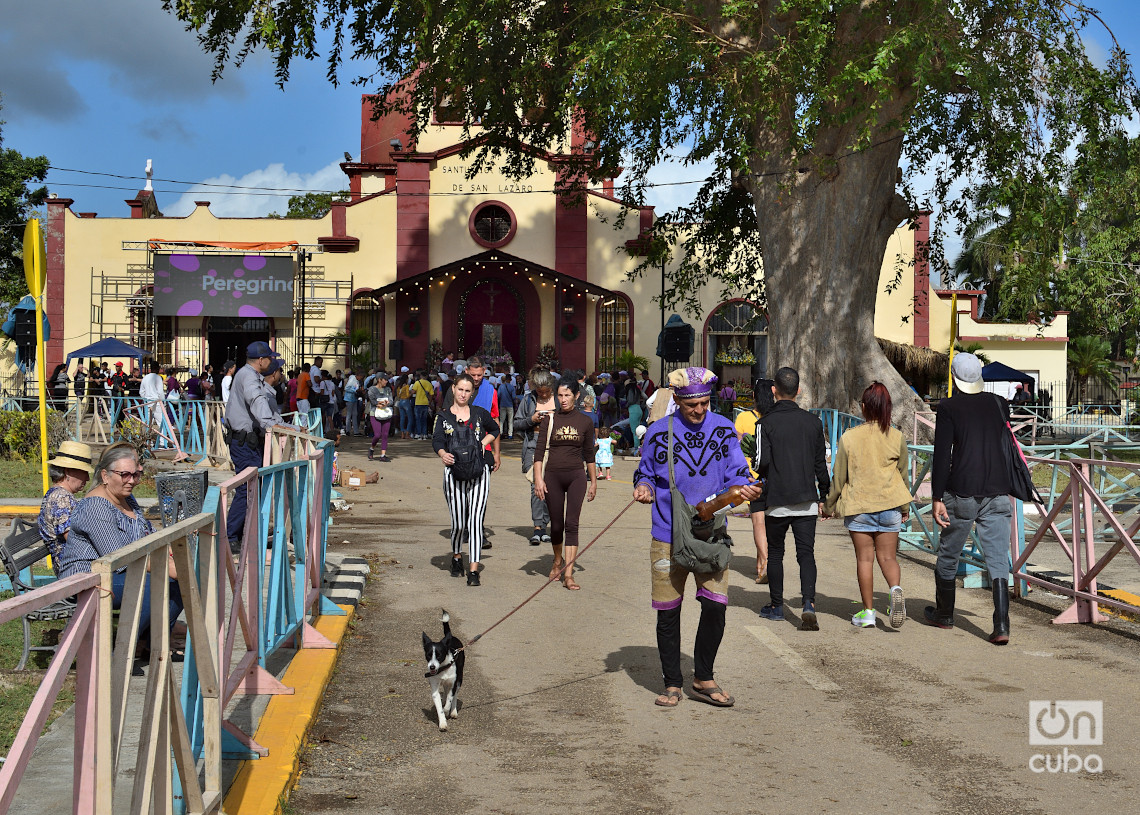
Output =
[
  {"x1": 989, "y1": 578, "x2": 1010, "y2": 645},
  {"x1": 923, "y1": 575, "x2": 956, "y2": 629}
]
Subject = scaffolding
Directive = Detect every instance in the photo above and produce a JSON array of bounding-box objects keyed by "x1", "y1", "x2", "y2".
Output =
[{"x1": 85, "y1": 243, "x2": 350, "y2": 371}]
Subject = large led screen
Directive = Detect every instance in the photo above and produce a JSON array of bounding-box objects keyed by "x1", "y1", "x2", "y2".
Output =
[{"x1": 152, "y1": 254, "x2": 295, "y2": 318}]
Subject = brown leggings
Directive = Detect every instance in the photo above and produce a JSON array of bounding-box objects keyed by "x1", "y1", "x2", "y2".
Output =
[{"x1": 544, "y1": 467, "x2": 587, "y2": 548}]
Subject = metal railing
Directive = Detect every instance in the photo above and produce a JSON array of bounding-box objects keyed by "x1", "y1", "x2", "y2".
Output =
[{"x1": 0, "y1": 426, "x2": 335, "y2": 813}]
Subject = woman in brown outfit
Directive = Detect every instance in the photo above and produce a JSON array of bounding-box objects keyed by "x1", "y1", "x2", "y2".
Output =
[{"x1": 533, "y1": 375, "x2": 598, "y2": 590}]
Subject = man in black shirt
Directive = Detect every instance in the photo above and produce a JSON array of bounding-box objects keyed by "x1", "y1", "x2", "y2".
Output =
[{"x1": 926, "y1": 352, "x2": 1013, "y2": 644}]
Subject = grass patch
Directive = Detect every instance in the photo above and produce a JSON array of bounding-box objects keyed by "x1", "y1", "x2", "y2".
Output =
[
  {"x1": 0, "y1": 592, "x2": 76, "y2": 756},
  {"x1": 0, "y1": 460, "x2": 157, "y2": 500}
]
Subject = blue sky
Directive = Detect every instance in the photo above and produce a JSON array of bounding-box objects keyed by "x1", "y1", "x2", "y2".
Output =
[{"x1": 3, "y1": 1, "x2": 1138, "y2": 231}]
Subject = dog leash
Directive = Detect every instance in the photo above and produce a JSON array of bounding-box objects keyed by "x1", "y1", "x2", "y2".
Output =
[{"x1": 458, "y1": 498, "x2": 638, "y2": 652}]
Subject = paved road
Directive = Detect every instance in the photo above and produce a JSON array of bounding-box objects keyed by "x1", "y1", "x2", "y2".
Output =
[{"x1": 291, "y1": 435, "x2": 1140, "y2": 815}]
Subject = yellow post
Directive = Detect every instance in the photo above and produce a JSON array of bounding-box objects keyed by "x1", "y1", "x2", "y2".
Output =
[
  {"x1": 948, "y1": 291, "x2": 958, "y2": 397},
  {"x1": 23, "y1": 219, "x2": 49, "y2": 495}
]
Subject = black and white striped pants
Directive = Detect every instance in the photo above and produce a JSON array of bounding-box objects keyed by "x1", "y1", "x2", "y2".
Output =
[{"x1": 443, "y1": 465, "x2": 490, "y2": 563}]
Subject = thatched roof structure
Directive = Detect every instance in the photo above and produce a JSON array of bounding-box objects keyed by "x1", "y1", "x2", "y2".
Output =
[{"x1": 877, "y1": 337, "x2": 949, "y2": 381}]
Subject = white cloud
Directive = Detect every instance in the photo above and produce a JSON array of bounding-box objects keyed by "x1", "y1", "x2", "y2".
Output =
[{"x1": 165, "y1": 160, "x2": 347, "y2": 218}]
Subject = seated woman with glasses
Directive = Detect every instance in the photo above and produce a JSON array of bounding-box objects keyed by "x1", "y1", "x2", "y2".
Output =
[{"x1": 57, "y1": 442, "x2": 184, "y2": 659}]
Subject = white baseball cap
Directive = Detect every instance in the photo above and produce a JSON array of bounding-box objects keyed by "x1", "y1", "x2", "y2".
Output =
[{"x1": 951, "y1": 353, "x2": 984, "y2": 394}]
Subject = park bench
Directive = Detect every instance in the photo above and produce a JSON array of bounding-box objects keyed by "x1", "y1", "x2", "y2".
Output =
[{"x1": 0, "y1": 518, "x2": 75, "y2": 671}]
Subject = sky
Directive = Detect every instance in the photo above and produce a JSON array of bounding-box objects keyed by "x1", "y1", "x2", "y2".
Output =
[{"x1": 3, "y1": 1, "x2": 1139, "y2": 239}]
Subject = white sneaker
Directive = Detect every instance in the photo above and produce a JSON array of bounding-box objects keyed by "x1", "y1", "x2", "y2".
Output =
[
  {"x1": 851, "y1": 609, "x2": 876, "y2": 628},
  {"x1": 889, "y1": 586, "x2": 906, "y2": 628}
]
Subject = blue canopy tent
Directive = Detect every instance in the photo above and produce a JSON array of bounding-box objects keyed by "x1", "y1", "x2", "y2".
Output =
[
  {"x1": 981, "y1": 361, "x2": 1034, "y2": 384},
  {"x1": 65, "y1": 337, "x2": 152, "y2": 363}
]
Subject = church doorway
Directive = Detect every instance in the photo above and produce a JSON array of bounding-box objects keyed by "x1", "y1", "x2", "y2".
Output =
[
  {"x1": 459, "y1": 280, "x2": 524, "y2": 367},
  {"x1": 206, "y1": 316, "x2": 271, "y2": 375}
]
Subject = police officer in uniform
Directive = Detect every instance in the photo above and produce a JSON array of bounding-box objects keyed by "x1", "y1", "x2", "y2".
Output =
[{"x1": 224, "y1": 342, "x2": 282, "y2": 551}]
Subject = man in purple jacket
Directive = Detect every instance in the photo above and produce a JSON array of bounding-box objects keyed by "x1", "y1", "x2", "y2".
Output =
[{"x1": 633, "y1": 367, "x2": 762, "y2": 708}]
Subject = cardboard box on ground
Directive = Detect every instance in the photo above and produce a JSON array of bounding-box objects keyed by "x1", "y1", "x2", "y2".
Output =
[{"x1": 338, "y1": 468, "x2": 380, "y2": 488}]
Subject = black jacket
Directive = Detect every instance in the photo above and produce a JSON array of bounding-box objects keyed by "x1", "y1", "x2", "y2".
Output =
[
  {"x1": 931, "y1": 392, "x2": 1011, "y2": 500},
  {"x1": 754, "y1": 400, "x2": 830, "y2": 510}
]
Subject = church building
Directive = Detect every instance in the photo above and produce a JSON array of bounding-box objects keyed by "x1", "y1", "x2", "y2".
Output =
[{"x1": 37, "y1": 94, "x2": 1067, "y2": 405}]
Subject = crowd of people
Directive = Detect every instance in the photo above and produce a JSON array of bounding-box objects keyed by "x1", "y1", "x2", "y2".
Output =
[{"x1": 37, "y1": 346, "x2": 1019, "y2": 703}]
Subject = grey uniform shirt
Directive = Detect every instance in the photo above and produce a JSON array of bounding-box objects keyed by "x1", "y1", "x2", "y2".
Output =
[{"x1": 225, "y1": 364, "x2": 277, "y2": 433}]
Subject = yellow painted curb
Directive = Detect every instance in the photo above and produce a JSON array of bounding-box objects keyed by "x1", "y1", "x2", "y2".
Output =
[
  {"x1": 1099, "y1": 588, "x2": 1140, "y2": 621},
  {"x1": 222, "y1": 605, "x2": 355, "y2": 815},
  {"x1": 0, "y1": 506, "x2": 40, "y2": 515}
]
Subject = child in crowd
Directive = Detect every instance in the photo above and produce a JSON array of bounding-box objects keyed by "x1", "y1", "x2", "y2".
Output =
[{"x1": 595, "y1": 426, "x2": 614, "y2": 480}]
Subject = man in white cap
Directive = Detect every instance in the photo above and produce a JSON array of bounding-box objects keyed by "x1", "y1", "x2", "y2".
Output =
[{"x1": 926, "y1": 352, "x2": 1014, "y2": 644}]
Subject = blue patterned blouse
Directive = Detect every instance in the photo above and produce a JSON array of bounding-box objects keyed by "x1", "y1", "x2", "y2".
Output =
[
  {"x1": 56, "y1": 495, "x2": 155, "y2": 579},
  {"x1": 38, "y1": 485, "x2": 80, "y2": 565}
]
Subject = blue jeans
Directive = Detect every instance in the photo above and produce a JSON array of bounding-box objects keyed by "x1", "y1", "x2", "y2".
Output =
[
  {"x1": 399, "y1": 399, "x2": 415, "y2": 433},
  {"x1": 112, "y1": 570, "x2": 184, "y2": 637},
  {"x1": 936, "y1": 494, "x2": 1011, "y2": 581},
  {"x1": 346, "y1": 400, "x2": 360, "y2": 435},
  {"x1": 415, "y1": 404, "x2": 431, "y2": 437},
  {"x1": 227, "y1": 440, "x2": 261, "y2": 543}
]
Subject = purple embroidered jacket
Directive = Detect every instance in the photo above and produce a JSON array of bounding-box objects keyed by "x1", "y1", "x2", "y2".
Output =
[{"x1": 633, "y1": 412, "x2": 752, "y2": 543}]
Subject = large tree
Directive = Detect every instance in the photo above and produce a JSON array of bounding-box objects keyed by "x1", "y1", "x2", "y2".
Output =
[
  {"x1": 165, "y1": 0, "x2": 1137, "y2": 426},
  {"x1": 0, "y1": 99, "x2": 50, "y2": 305}
]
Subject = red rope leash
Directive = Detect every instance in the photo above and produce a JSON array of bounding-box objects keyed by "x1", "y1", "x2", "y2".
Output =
[{"x1": 460, "y1": 499, "x2": 638, "y2": 651}]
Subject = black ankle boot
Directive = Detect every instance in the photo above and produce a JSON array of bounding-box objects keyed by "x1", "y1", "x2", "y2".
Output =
[
  {"x1": 989, "y1": 578, "x2": 1010, "y2": 645},
  {"x1": 923, "y1": 575, "x2": 956, "y2": 628}
]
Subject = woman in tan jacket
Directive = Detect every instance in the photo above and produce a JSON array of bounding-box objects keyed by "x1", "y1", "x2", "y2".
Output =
[{"x1": 824, "y1": 383, "x2": 913, "y2": 629}]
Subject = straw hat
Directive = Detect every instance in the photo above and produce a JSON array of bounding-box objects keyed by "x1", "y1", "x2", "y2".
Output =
[{"x1": 47, "y1": 441, "x2": 95, "y2": 475}]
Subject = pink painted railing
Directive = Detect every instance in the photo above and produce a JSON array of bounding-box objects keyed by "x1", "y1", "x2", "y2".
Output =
[
  {"x1": 0, "y1": 574, "x2": 101, "y2": 814},
  {"x1": 0, "y1": 510, "x2": 225, "y2": 815},
  {"x1": 1015, "y1": 456, "x2": 1140, "y2": 623}
]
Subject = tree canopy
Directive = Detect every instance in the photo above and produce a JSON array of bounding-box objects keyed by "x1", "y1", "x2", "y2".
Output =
[
  {"x1": 956, "y1": 131, "x2": 1140, "y2": 359},
  {"x1": 268, "y1": 190, "x2": 350, "y2": 219},
  {"x1": 0, "y1": 99, "x2": 49, "y2": 304},
  {"x1": 164, "y1": 0, "x2": 1139, "y2": 417}
]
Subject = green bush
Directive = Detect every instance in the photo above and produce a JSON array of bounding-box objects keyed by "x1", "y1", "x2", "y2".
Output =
[{"x1": 0, "y1": 409, "x2": 68, "y2": 462}]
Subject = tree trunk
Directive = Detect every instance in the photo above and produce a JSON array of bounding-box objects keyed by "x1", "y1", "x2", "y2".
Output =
[{"x1": 747, "y1": 139, "x2": 928, "y2": 437}]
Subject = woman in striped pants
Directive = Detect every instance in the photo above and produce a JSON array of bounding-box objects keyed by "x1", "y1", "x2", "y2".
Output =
[{"x1": 432, "y1": 374, "x2": 500, "y2": 586}]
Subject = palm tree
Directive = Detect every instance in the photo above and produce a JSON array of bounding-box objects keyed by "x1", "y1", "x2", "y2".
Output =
[
  {"x1": 322, "y1": 327, "x2": 375, "y2": 370},
  {"x1": 1067, "y1": 335, "x2": 1117, "y2": 404},
  {"x1": 953, "y1": 342, "x2": 991, "y2": 365}
]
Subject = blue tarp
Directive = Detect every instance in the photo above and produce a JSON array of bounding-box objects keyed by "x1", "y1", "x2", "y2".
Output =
[{"x1": 65, "y1": 337, "x2": 152, "y2": 362}]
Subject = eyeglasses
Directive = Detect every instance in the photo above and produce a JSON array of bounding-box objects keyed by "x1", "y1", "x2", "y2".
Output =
[{"x1": 110, "y1": 469, "x2": 145, "y2": 482}]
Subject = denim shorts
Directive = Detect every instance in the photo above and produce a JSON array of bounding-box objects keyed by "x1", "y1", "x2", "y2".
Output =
[{"x1": 844, "y1": 509, "x2": 903, "y2": 533}]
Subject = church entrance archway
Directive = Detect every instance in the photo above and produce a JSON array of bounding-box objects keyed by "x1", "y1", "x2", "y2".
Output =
[{"x1": 458, "y1": 280, "x2": 525, "y2": 367}]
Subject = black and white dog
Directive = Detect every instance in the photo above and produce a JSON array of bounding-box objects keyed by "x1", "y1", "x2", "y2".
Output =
[{"x1": 422, "y1": 609, "x2": 465, "y2": 731}]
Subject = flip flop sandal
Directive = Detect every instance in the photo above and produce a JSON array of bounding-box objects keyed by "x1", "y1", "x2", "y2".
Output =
[
  {"x1": 654, "y1": 689, "x2": 683, "y2": 707},
  {"x1": 690, "y1": 684, "x2": 735, "y2": 707}
]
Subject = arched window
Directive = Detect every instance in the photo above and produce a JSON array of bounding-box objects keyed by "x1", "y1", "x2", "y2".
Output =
[
  {"x1": 350, "y1": 291, "x2": 384, "y2": 368},
  {"x1": 598, "y1": 295, "x2": 631, "y2": 368},
  {"x1": 706, "y1": 300, "x2": 767, "y2": 380}
]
